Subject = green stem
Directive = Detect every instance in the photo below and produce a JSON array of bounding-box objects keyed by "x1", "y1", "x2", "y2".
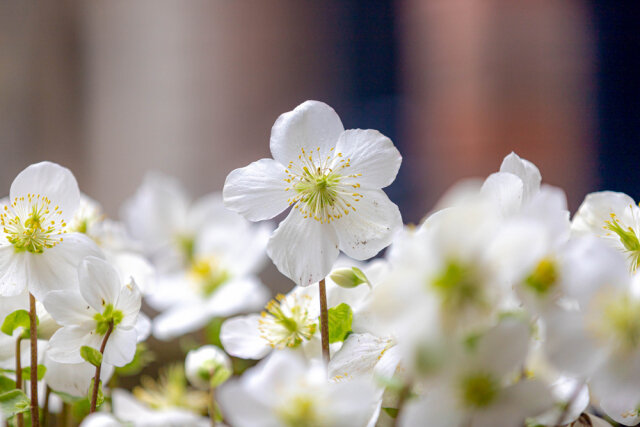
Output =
[
  {"x1": 208, "y1": 387, "x2": 217, "y2": 427},
  {"x1": 42, "y1": 386, "x2": 50, "y2": 427},
  {"x1": 90, "y1": 322, "x2": 114, "y2": 413},
  {"x1": 319, "y1": 278, "x2": 330, "y2": 364},
  {"x1": 29, "y1": 293, "x2": 39, "y2": 427},
  {"x1": 15, "y1": 336, "x2": 23, "y2": 427}
]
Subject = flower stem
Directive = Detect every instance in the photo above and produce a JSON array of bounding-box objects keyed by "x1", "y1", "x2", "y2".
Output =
[
  {"x1": 90, "y1": 321, "x2": 114, "y2": 413},
  {"x1": 391, "y1": 383, "x2": 411, "y2": 427},
  {"x1": 29, "y1": 293, "x2": 39, "y2": 427},
  {"x1": 208, "y1": 387, "x2": 217, "y2": 427},
  {"x1": 319, "y1": 278, "x2": 330, "y2": 364},
  {"x1": 42, "y1": 386, "x2": 51, "y2": 427},
  {"x1": 15, "y1": 336, "x2": 23, "y2": 427}
]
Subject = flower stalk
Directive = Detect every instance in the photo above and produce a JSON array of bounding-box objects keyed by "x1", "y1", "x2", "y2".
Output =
[
  {"x1": 90, "y1": 321, "x2": 114, "y2": 413},
  {"x1": 15, "y1": 336, "x2": 23, "y2": 427},
  {"x1": 29, "y1": 293, "x2": 40, "y2": 427},
  {"x1": 319, "y1": 278, "x2": 330, "y2": 364}
]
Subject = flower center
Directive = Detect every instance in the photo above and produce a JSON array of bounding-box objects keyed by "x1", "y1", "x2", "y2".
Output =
[
  {"x1": 459, "y1": 372, "x2": 500, "y2": 409},
  {"x1": 258, "y1": 293, "x2": 317, "y2": 349},
  {"x1": 605, "y1": 212, "x2": 640, "y2": 272},
  {"x1": 596, "y1": 294, "x2": 640, "y2": 353},
  {"x1": 284, "y1": 147, "x2": 362, "y2": 224},
  {"x1": 94, "y1": 304, "x2": 124, "y2": 335},
  {"x1": 69, "y1": 199, "x2": 102, "y2": 235},
  {"x1": 524, "y1": 258, "x2": 557, "y2": 296},
  {"x1": 134, "y1": 364, "x2": 207, "y2": 412},
  {"x1": 277, "y1": 393, "x2": 325, "y2": 427},
  {"x1": 432, "y1": 261, "x2": 485, "y2": 311},
  {"x1": 188, "y1": 256, "x2": 230, "y2": 297},
  {"x1": 1, "y1": 194, "x2": 66, "y2": 253}
]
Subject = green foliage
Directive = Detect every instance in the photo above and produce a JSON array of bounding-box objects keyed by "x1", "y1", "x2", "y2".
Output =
[
  {"x1": 327, "y1": 303, "x2": 353, "y2": 344},
  {"x1": 20, "y1": 365, "x2": 46, "y2": 381},
  {"x1": 0, "y1": 389, "x2": 30, "y2": 417},
  {"x1": 1, "y1": 310, "x2": 34, "y2": 336},
  {"x1": 87, "y1": 378, "x2": 104, "y2": 408},
  {"x1": 0, "y1": 376, "x2": 16, "y2": 394},
  {"x1": 80, "y1": 346, "x2": 103, "y2": 367},
  {"x1": 205, "y1": 317, "x2": 224, "y2": 347},
  {"x1": 382, "y1": 407, "x2": 399, "y2": 418}
]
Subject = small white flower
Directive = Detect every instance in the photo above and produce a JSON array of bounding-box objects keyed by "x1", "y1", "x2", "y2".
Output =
[
  {"x1": 185, "y1": 345, "x2": 232, "y2": 390},
  {"x1": 0, "y1": 162, "x2": 102, "y2": 299},
  {"x1": 223, "y1": 100, "x2": 403, "y2": 286},
  {"x1": 218, "y1": 350, "x2": 378, "y2": 427},
  {"x1": 45, "y1": 256, "x2": 142, "y2": 367}
]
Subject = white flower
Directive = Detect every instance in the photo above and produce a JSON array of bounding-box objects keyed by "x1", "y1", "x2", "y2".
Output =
[
  {"x1": 572, "y1": 191, "x2": 640, "y2": 272},
  {"x1": 223, "y1": 100, "x2": 402, "y2": 286},
  {"x1": 0, "y1": 162, "x2": 102, "y2": 299},
  {"x1": 185, "y1": 345, "x2": 232, "y2": 389},
  {"x1": 401, "y1": 318, "x2": 552, "y2": 427},
  {"x1": 44, "y1": 353, "x2": 114, "y2": 398},
  {"x1": 218, "y1": 350, "x2": 378, "y2": 427},
  {"x1": 45, "y1": 256, "x2": 142, "y2": 367},
  {"x1": 149, "y1": 213, "x2": 271, "y2": 340},
  {"x1": 122, "y1": 173, "x2": 238, "y2": 273}
]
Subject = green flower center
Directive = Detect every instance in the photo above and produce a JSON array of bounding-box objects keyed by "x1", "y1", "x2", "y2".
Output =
[
  {"x1": 283, "y1": 147, "x2": 363, "y2": 224},
  {"x1": 189, "y1": 256, "x2": 230, "y2": 297},
  {"x1": 1, "y1": 195, "x2": 66, "y2": 254},
  {"x1": 605, "y1": 212, "x2": 640, "y2": 272},
  {"x1": 278, "y1": 394, "x2": 324, "y2": 427},
  {"x1": 600, "y1": 294, "x2": 640, "y2": 352},
  {"x1": 432, "y1": 261, "x2": 484, "y2": 311},
  {"x1": 460, "y1": 372, "x2": 500, "y2": 409},
  {"x1": 94, "y1": 304, "x2": 124, "y2": 335},
  {"x1": 258, "y1": 293, "x2": 317, "y2": 349},
  {"x1": 524, "y1": 258, "x2": 557, "y2": 296}
]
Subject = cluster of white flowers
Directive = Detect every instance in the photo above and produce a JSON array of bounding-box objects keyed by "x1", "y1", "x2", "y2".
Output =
[{"x1": 1, "y1": 100, "x2": 639, "y2": 427}]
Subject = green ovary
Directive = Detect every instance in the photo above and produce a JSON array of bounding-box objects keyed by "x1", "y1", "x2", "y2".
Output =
[
  {"x1": 94, "y1": 304, "x2": 124, "y2": 335},
  {"x1": 460, "y1": 372, "x2": 500, "y2": 409},
  {"x1": 189, "y1": 257, "x2": 230, "y2": 296},
  {"x1": 432, "y1": 261, "x2": 483, "y2": 311},
  {"x1": 294, "y1": 167, "x2": 341, "y2": 214},
  {"x1": 524, "y1": 258, "x2": 557, "y2": 295}
]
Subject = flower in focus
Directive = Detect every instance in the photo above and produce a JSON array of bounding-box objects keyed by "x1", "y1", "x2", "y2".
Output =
[
  {"x1": 45, "y1": 256, "x2": 142, "y2": 367},
  {"x1": 0, "y1": 162, "x2": 102, "y2": 299},
  {"x1": 223, "y1": 100, "x2": 403, "y2": 286},
  {"x1": 218, "y1": 350, "x2": 378, "y2": 427},
  {"x1": 185, "y1": 345, "x2": 232, "y2": 390}
]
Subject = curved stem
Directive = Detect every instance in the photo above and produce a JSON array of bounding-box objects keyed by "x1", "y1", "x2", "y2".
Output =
[
  {"x1": 15, "y1": 336, "x2": 23, "y2": 427},
  {"x1": 29, "y1": 293, "x2": 39, "y2": 427},
  {"x1": 90, "y1": 322, "x2": 114, "y2": 413},
  {"x1": 318, "y1": 278, "x2": 330, "y2": 364}
]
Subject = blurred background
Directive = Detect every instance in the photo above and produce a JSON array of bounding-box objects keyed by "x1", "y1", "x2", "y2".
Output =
[{"x1": 1, "y1": 1, "x2": 639, "y2": 223}]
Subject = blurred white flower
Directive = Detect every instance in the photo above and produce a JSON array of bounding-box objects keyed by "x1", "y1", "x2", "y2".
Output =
[
  {"x1": 218, "y1": 350, "x2": 378, "y2": 427},
  {"x1": 44, "y1": 353, "x2": 114, "y2": 398},
  {"x1": 223, "y1": 100, "x2": 402, "y2": 286},
  {"x1": 149, "y1": 213, "x2": 271, "y2": 340},
  {"x1": 45, "y1": 256, "x2": 142, "y2": 367},
  {"x1": 185, "y1": 345, "x2": 232, "y2": 390},
  {"x1": 0, "y1": 162, "x2": 102, "y2": 299}
]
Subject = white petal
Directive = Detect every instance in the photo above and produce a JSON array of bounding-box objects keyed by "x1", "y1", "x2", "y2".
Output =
[
  {"x1": 473, "y1": 317, "x2": 531, "y2": 378},
  {"x1": 218, "y1": 380, "x2": 275, "y2": 427},
  {"x1": 0, "y1": 245, "x2": 27, "y2": 296},
  {"x1": 109, "y1": 252, "x2": 155, "y2": 295},
  {"x1": 328, "y1": 333, "x2": 395, "y2": 380},
  {"x1": 134, "y1": 313, "x2": 151, "y2": 343},
  {"x1": 10, "y1": 162, "x2": 80, "y2": 223},
  {"x1": 79, "y1": 256, "x2": 122, "y2": 312},
  {"x1": 223, "y1": 158, "x2": 290, "y2": 221},
  {"x1": 115, "y1": 281, "x2": 142, "y2": 327},
  {"x1": 481, "y1": 172, "x2": 524, "y2": 217},
  {"x1": 188, "y1": 192, "x2": 241, "y2": 230},
  {"x1": 600, "y1": 395, "x2": 640, "y2": 426},
  {"x1": 103, "y1": 326, "x2": 137, "y2": 367},
  {"x1": 152, "y1": 302, "x2": 212, "y2": 340},
  {"x1": 47, "y1": 325, "x2": 101, "y2": 364},
  {"x1": 499, "y1": 152, "x2": 541, "y2": 202},
  {"x1": 333, "y1": 129, "x2": 401, "y2": 189},
  {"x1": 220, "y1": 315, "x2": 272, "y2": 360},
  {"x1": 572, "y1": 191, "x2": 636, "y2": 237},
  {"x1": 269, "y1": 100, "x2": 344, "y2": 166},
  {"x1": 267, "y1": 208, "x2": 339, "y2": 286},
  {"x1": 44, "y1": 354, "x2": 114, "y2": 398},
  {"x1": 205, "y1": 277, "x2": 270, "y2": 317},
  {"x1": 43, "y1": 290, "x2": 95, "y2": 326},
  {"x1": 79, "y1": 413, "x2": 120, "y2": 427},
  {"x1": 333, "y1": 189, "x2": 402, "y2": 260},
  {"x1": 401, "y1": 387, "x2": 462, "y2": 427},
  {"x1": 27, "y1": 233, "x2": 104, "y2": 301}
]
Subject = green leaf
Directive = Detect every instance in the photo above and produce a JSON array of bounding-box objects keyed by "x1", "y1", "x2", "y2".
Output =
[
  {"x1": 21, "y1": 365, "x2": 46, "y2": 381},
  {"x1": 87, "y1": 378, "x2": 104, "y2": 408},
  {"x1": 382, "y1": 407, "x2": 399, "y2": 418},
  {"x1": 0, "y1": 375, "x2": 16, "y2": 394},
  {"x1": 205, "y1": 317, "x2": 224, "y2": 347},
  {"x1": 0, "y1": 389, "x2": 30, "y2": 416},
  {"x1": 80, "y1": 346, "x2": 103, "y2": 367},
  {"x1": 326, "y1": 303, "x2": 353, "y2": 344},
  {"x1": 1, "y1": 310, "x2": 32, "y2": 336}
]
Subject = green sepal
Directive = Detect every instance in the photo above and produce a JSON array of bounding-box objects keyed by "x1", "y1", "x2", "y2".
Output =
[
  {"x1": 0, "y1": 389, "x2": 30, "y2": 416},
  {"x1": 1, "y1": 310, "x2": 35, "y2": 336},
  {"x1": 326, "y1": 303, "x2": 353, "y2": 344},
  {"x1": 81, "y1": 346, "x2": 103, "y2": 367}
]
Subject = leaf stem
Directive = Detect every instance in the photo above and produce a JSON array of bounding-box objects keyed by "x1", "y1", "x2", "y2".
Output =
[
  {"x1": 15, "y1": 336, "x2": 23, "y2": 427},
  {"x1": 29, "y1": 293, "x2": 39, "y2": 427},
  {"x1": 319, "y1": 278, "x2": 330, "y2": 364},
  {"x1": 90, "y1": 321, "x2": 114, "y2": 413}
]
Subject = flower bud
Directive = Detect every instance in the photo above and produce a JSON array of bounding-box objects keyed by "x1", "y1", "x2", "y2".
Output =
[
  {"x1": 185, "y1": 345, "x2": 232, "y2": 389},
  {"x1": 330, "y1": 267, "x2": 369, "y2": 289}
]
